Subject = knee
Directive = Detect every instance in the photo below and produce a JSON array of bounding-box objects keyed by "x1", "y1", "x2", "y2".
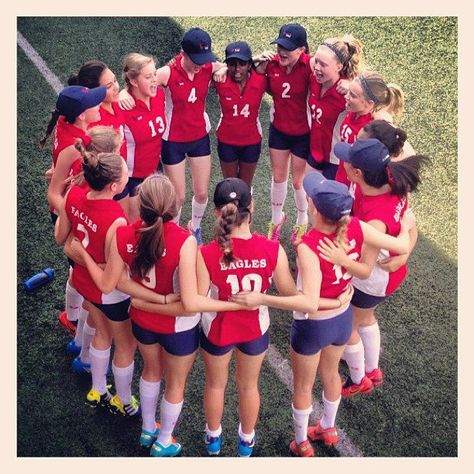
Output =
[{"x1": 193, "y1": 190, "x2": 208, "y2": 203}]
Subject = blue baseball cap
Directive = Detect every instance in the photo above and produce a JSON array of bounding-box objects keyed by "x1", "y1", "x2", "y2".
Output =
[
  {"x1": 334, "y1": 138, "x2": 391, "y2": 172},
  {"x1": 56, "y1": 85, "x2": 106, "y2": 123},
  {"x1": 181, "y1": 27, "x2": 216, "y2": 65},
  {"x1": 225, "y1": 41, "x2": 252, "y2": 62},
  {"x1": 271, "y1": 23, "x2": 307, "y2": 51},
  {"x1": 214, "y1": 177, "x2": 252, "y2": 211},
  {"x1": 303, "y1": 173, "x2": 353, "y2": 222}
]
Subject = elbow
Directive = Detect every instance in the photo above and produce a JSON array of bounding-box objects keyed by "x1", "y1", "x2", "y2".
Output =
[{"x1": 181, "y1": 297, "x2": 198, "y2": 313}]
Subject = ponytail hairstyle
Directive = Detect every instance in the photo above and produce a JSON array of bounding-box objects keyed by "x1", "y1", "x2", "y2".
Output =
[
  {"x1": 321, "y1": 34, "x2": 364, "y2": 80},
  {"x1": 86, "y1": 125, "x2": 122, "y2": 154},
  {"x1": 357, "y1": 71, "x2": 405, "y2": 117},
  {"x1": 75, "y1": 141, "x2": 124, "y2": 191},
  {"x1": 318, "y1": 213, "x2": 351, "y2": 251},
  {"x1": 68, "y1": 60, "x2": 108, "y2": 89},
  {"x1": 39, "y1": 108, "x2": 61, "y2": 149},
  {"x1": 362, "y1": 120, "x2": 407, "y2": 158},
  {"x1": 131, "y1": 174, "x2": 177, "y2": 280},
  {"x1": 122, "y1": 53, "x2": 156, "y2": 88}
]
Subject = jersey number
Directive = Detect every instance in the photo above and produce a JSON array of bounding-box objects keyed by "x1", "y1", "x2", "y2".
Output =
[
  {"x1": 311, "y1": 104, "x2": 323, "y2": 124},
  {"x1": 332, "y1": 251, "x2": 359, "y2": 285},
  {"x1": 76, "y1": 224, "x2": 90, "y2": 249},
  {"x1": 281, "y1": 82, "x2": 291, "y2": 98},
  {"x1": 188, "y1": 87, "x2": 197, "y2": 104},
  {"x1": 340, "y1": 124, "x2": 353, "y2": 142},
  {"x1": 226, "y1": 273, "x2": 263, "y2": 294},
  {"x1": 232, "y1": 103, "x2": 250, "y2": 118},
  {"x1": 148, "y1": 117, "x2": 165, "y2": 137}
]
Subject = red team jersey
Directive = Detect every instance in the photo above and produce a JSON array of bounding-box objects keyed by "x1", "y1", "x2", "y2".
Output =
[
  {"x1": 351, "y1": 186, "x2": 408, "y2": 296},
  {"x1": 116, "y1": 221, "x2": 200, "y2": 334},
  {"x1": 335, "y1": 111, "x2": 373, "y2": 185},
  {"x1": 266, "y1": 53, "x2": 312, "y2": 136},
  {"x1": 214, "y1": 71, "x2": 267, "y2": 146},
  {"x1": 121, "y1": 88, "x2": 166, "y2": 178},
  {"x1": 65, "y1": 186, "x2": 129, "y2": 304},
  {"x1": 163, "y1": 56, "x2": 213, "y2": 142},
  {"x1": 308, "y1": 75, "x2": 347, "y2": 165},
  {"x1": 200, "y1": 234, "x2": 279, "y2": 346}
]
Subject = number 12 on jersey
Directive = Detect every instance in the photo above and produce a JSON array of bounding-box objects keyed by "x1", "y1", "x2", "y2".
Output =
[{"x1": 226, "y1": 273, "x2": 262, "y2": 294}]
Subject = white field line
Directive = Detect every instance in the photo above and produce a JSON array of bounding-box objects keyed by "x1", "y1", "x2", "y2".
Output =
[{"x1": 18, "y1": 29, "x2": 363, "y2": 458}]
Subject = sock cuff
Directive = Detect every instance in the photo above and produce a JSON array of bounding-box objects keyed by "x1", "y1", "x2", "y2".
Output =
[
  {"x1": 112, "y1": 361, "x2": 134, "y2": 375},
  {"x1": 89, "y1": 345, "x2": 111, "y2": 359},
  {"x1": 139, "y1": 377, "x2": 161, "y2": 396},
  {"x1": 322, "y1": 392, "x2": 341, "y2": 406},
  {"x1": 192, "y1": 196, "x2": 208, "y2": 208},
  {"x1": 291, "y1": 404, "x2": 313, "y2": 416},
  {"x1": 205, "y1": 424, "x2": 222, "y2": 438},
  {"x1": 161, "y1": 397, "x2": 183, "y2": 411},
  {"x1": 271, "y1": 179, "x2": 288, "y2": 189},
  {"x1": 344, "y1": 339, "x2": 363, "y2": 353},
  {"x1": 83, "y1": 322, "x2": 96, "y2": 336},
  {"x1": 358, "y1": 322, "x2": 380, "y2": 334},
  {"x1": 238, "y1": 423, "x2": 255, "y2": 441}
]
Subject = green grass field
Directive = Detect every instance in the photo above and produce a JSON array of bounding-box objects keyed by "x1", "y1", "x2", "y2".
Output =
[{"x1": 17, "y1": 16, "x2": 457, "y2": 457}]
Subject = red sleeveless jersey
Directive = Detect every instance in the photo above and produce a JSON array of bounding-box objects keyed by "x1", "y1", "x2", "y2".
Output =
[
  {"x1": 351, "y1": 186, "x2": 408, "y2": 296},
  {"x1": 266, "y1": 53, "x2": 312, "y2": 136},
  {"x1": 121, "y1": 88, "x2": 166, "y2": 178},
  {"x1": 308, "y1": 75, "x2": 347, "y2": 165},
  {"x1": 200, "y1": 233, "x2": 279, "y2": 346},
  {"x1": 214, "y1": 71, "x2": 267, "y2": 146},
  {"x1": 163, "y1": 55, "x2": 213, "y2": 142},
  {"x1": 116, "y1": 220, "x2": 200, "y2": 334},
  {"x1": 65, "y1": 186, "x2": 129, "y2": 304}
]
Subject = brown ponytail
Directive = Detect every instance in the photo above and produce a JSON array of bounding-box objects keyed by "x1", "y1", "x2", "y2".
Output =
[
  {"x1": 334, "y1": 215, "x2": 351, "y2": 251},
  {"x1": 39, "y1": 108, "x2": 60, "y2": 149}
]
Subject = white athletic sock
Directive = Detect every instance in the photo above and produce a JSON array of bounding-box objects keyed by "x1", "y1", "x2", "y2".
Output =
[
  {"x1": 157, "y1": 397, "x2": 183, "y2": 447},
  {"x1": 271, "y1": 179, "x2": 288, "y2": 224},
  {"x1": 140, "y1": 377, "x2": 161, "y2": 433},
  {"x1": 89, "y1": 344, "x2": 111, "y2": 394},
  {"x1": 293, "y1": 186, "x2": 308, "y2": 225},
  {"x1": 320, "y1": 393, "x2": 341, "y2": 429},
  {"x1": 112, "y1": 361, "x2": 134, "y2": 405},
  {"x1": 73, "y1": 308, "x2": 88, "y2": 344},
  {"x1": 359, "y1": 323, "x2": 381, "y2": 373},
  {"x1": 238, "y1": 423, "x2": 255, "y2": 443},
  {"x1": 172, "y1": 207, "x2": 182, "y2": 225},
  {"x1": 191, "y1": 196, "x2": 208, "y2": 230},
  {"x1": 292, "y1": 404, "x2": 313, "y2": 444},
  {"x1": 65, "y1": 280, "x2": 83, "y2": 321},
  {"x1": 205, "y1": 423, "x2": 222, "y2": 438},
  {"x1": 78, "y1": 319, "x2": 95, "y2": 364},
  {"x1": 343, "y1": 340, "x2": 365, "y2": 384}
]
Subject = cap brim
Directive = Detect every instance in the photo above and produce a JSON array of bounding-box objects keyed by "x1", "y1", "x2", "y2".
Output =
[
  {"x1": 225, "y1": 54, "x2": 251, "y2": 62},
  {"x1": 270, "y1": 38, "x2": 297, "y2": 51},
  {"x1": 83, "y1": 86, "x2": 107, "y2": 109},
  {"x1": 333, "y1": 142, "x2": 353, "y2": 164},
  {"x1": 188, "y1": 51, "x2": 216, "y2": 65}
]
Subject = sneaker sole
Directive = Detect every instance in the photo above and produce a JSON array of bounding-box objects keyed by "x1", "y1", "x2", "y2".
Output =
[
  {"x1": 308, "y1": 435, "x2": 338, "y2": 447},
  {"x1": 207, "y1": 450, "x2": 220, "y2": 456},
  {"x1": 342, "y1": 385, "x2": 374, "y2": 398}
]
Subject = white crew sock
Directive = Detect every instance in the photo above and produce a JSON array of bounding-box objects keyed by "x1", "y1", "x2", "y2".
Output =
[
  {"x1": 320, "y1": 393, "x2": 341, "y2": 429},
  {"x1": 343, "y1": 339, "x2": 365, "y2": 384},
  {"x1": 140, "y1": 377, "x2": 161, "y2": 433},
  {"x1": 73, "y1": 308, "x2": 88, "y2": 345},
  {"x1": 292, "y1": 404, "x2": 313, "y2": 444},
  {"x1": 78, "y1": 319, "x2": 96, "y2": 364},
  {"x1": 359, "y1": 322, "x2": 381, "y2": 373},
  {"x1": 156, "y1": 397, "x2": 183, "y2": 447},
  {"x1": 172, "y1": 207, "x2": 182, "y2": 225},
  {"x1": 65, "y1": 279, "x2": 83, "y2": 321},
  {"x1": 191, "y1": 196, "x2": 208, "y2": 231},
  {"x1": 89, "y1": 344, "x2": 111, "y2": 394},
  {"x1": 293, "y1": 186, "x2": 308, "y2": 225},
  {"x1": 112, "y1": 361, "x2": 134, "y2": 405},
  {"x1": 271, "y1": 179, "x2": 288, "y2": 224},
  {"x1": 205, "y1": 423, "x2": 222, "y2": 438},
  {"x1": 238, "y1": 423, "x2": 255, "y2": 443}
]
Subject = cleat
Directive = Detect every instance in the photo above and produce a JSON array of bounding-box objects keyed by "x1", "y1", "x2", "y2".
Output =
[
  {"x1": 140, "y1": 423, "x2": 176, "y2": 447},
  {"x1": 237, "y1": 436, "x2": 255, "y2": 457},
  {"x1": 307, "y1": 422, "x2": 339, "y2": 446},
  {"x1": 289, "y1": 439, "x2": 314, "y2": 457},
  {"x1": 267, "y1": 213, "x2": 286, "y2": 241},
  {"x1": 150, "y1": 440, "x2": 182, "y2": 457},
  {"x1": 59, "y1": 311, "x2": 77, "y2": 336},
  {"x1": 109, "y1": 394, "x2": 141, "y2": 417},
  {"x1": 366, "y1": 367, "x2": 383, "y2": 387},
  {"x1": 187, "y1": 221, "x2": 203, "y2": 246},
  {"x1": 86, "y1": 386, "x2": 113, "y2": 409},
  {"x1": 72, "y1": 356, "x2": 91, "y2": 373},
  {"x1": 291, "y1": 223, "x2": 307, "y2": 245},
  {"x1": 342, "y1": 375, "x2": 374, "y2": 398},
  {"x1": 204, "y1": 433, "x2": 222, "y2": 456},
  {"x1": 66, "y1": 339, "x2": 81, "y2": 354}
]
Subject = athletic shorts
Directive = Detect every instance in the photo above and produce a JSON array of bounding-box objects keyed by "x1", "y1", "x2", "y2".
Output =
[
  {"x1": 200, "y1": 328, "x2": 269, "y2": 356},
  {"x1": 126, "y1": 177, "x2": 145, "y2": 197},
  {"x1": 113, "y1": 183, "x2": 130, "y2": 201},
  {"x1": 161, "y1": 134, "x2": 211, "y2": 165},
  {"x1": 268, "y1": 124, "x2": 309, "y2": 160},
  {"x1": 92, "y1": 298, "x2": 131, "y2": 322},
  {"x1": 50, "y1": 211, "x2": 75, "y2": 267},
  {"x1": 132, "y1": 321, "x2": 199, "y2": 356},
  {"x1": 217, "y1": 140, "x2": 261, "y2": 164},
  {"x1": 290, "y1": 306, "x2": 353, "y2": 356},
  {"x1": 307, "y1": 156, "x2": 338, "y2": 180},
  {"x1": 351, "y1": 287, "x2": 388, "y2": 309}
]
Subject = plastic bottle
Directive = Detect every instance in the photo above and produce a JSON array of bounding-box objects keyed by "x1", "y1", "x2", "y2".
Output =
[{"x1": 23, "y1": 268, "x2": 55, "y2": 292}]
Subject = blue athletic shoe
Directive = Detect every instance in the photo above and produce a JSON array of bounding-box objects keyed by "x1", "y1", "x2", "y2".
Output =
[
  {"x1": 66, "y1": 339, "x2": 81, "y2": 354},
  {"x1": 72, "y1": 356, "x2": 91, "y2": 373},
  {"x1": 150, "y1": 440, "x2": 182, "y2": 457},
  {"x1": 140, "y1": 424, "x2": 160, "y2": 448},
  {"x1": 204, "y1": 433, "x2": 222, "y2": 456},
  {"x1": 187, "y1": 221, "x2": 203, "y2": 246},
  {"x1": 238, "y1": 436, "x2": 255, "y2": 457}
]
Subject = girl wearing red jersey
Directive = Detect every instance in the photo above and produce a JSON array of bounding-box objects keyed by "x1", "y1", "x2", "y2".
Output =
[
  {"x1": 330, "y1": 138, "x2": 427, "y2": 397},
  {"x1": 232, "y1": 173, "x2": 414, "y2": 457}
]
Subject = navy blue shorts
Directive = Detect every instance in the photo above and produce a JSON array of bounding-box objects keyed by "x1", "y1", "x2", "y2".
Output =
[
  {"x1": 92, "y1": 298, "x2": 131, "y2": 322},
  {"x1": 217, "y1": 140, "x2": 261, "y2": 164},
  {"x1": 200, "y1": 328, "x2": 269, "y2": 356},
  {"x1": 351, "y1": 287, "x2": 388, "y2": 309},
  {"x1": 162, "y1": 134, "x2": 211, "y2": 165},
  {"x1": 268, "y1": 124, "x2": 309, "y2": 160},
  {"x1": 290, "y1": 306, "x2": 353, "y2": 356},
  {"x1": 126, "y1": 177, "x2": 145, "y2": 197},
  {"x1": 307, "y1": 156, "x2": 338, "y2": 180},
  {"x1": 114, "y1": 183, "x2": 130, "y2": 201},
  {"x1": 132, "y1": 321, "x2": 199, "y2": 356}
]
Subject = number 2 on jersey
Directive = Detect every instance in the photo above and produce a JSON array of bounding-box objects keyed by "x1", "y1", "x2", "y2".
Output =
[
  {"x1": 226, "y1": 273, "x2": 262, "y2": 294},
  {"x1": 281, "y1": 82, "x2": 291, "y2": 98}
]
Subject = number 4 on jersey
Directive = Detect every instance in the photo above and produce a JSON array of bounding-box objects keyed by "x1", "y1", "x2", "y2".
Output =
[{"x1": 187, "y1": 87, "x2": 197, "y2": 104}]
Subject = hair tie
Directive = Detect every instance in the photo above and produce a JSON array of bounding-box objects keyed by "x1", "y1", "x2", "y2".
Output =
[
  {"x1": 320, "y1": 41, "x2": 346, "y2": 64},
  {"x1": 223, "y1": 248, "x2": 232, "y2": 255},
  {"x1": 386, "y1": 166, "x2": 394, "y2": 188}
]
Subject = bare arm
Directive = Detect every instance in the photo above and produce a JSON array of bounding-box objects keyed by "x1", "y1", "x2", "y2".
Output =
[
  {"x1": 54, "y1": 188, "x2": 72, "y2": 245},
  {"x1": 378, "y1": 224, "x2": 418, "y2": 272}
]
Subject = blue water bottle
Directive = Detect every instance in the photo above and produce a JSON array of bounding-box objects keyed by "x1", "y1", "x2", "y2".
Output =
[{"x1": 23, "y1": 268, "x2": 55, "y2": 292}]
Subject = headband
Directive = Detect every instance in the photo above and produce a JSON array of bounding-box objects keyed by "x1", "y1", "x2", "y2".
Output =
[
  {"x1": 320, "y1": 41, "x2": 346, "y2": 64},
  {"x1": 358, "y1": 75, "x2": 379, "y2": 104}
]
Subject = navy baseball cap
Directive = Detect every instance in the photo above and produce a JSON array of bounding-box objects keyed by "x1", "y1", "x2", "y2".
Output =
[
  {"x1": 181, "y1": 27, "x2": 216, "y2": 65},
  {"x1": 334, "y1": 138, "x2": 391, "y2": 172},
  {"x1": 225, "y1": 41, "x2": 252, "y2": 62},
  {"x1": 56, "y1": 85, "x2": 106, "y2": 123},
  {"x1": 214, "y1": 178, "x2": 252, "y2": 211},
  {"x1": 303, "y1": 173, "x2": 353, "y2": 222},
  {"x1": 271, "y1": 23, "x2": 307, "y2": 51}
]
